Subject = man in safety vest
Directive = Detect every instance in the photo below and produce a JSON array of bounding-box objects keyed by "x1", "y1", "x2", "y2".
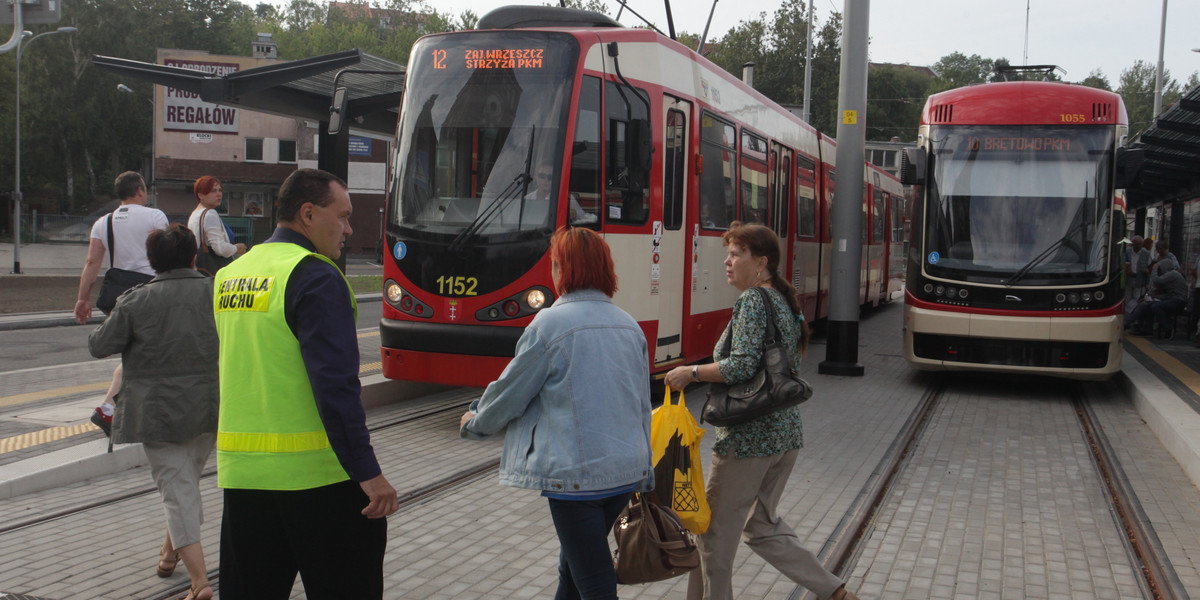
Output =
[{"x1": 213, "y1": 168, "x2": 398, "y2": 599}]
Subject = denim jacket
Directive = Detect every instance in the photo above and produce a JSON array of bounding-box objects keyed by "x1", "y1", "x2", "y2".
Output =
[{"x1": 462, "y1": 289, "x2": 654, "y2": 493}]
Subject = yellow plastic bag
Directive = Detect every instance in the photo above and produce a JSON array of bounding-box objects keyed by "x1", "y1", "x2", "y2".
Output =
[{"x1": 650, "y1": 385, "x2": 710, "y2": 534}]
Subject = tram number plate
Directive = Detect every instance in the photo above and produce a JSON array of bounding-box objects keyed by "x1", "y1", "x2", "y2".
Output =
[{"x1": 437, "y1": 275, "x2": 478, "y2": 296}]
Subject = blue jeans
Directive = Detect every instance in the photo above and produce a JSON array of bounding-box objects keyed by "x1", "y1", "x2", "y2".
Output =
[{"x1": 547, "y1": 492, "x2": 635, "y2": 600}]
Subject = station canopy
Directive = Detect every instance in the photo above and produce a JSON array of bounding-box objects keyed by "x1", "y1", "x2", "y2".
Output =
[
  {"x1": 92, "y1": 49, "x2": 405, "y2": 136},
  {"x1": 1126, "y1": 82, "x2": 1200, "y2": 210}
]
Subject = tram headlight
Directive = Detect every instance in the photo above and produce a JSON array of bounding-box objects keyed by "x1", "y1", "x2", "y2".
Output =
[
  {"x1": 526, "y1": 289, "x2": 546, "y2": 310},
  {"x1": 1094, "y1": 290, "x2": 1105, "y2": 301},
  {"x1": 1081, "y1": 292, "x2": 1092, "y2": 303},
  {"x1": 503, "y1": 300, "x2": 520, "y2": 317},
  {"x1": 935, "y1": 285, "x2": 945, "y2": 296},
  {"x1": 923, "y1": 283, "x2": 934, "y2": 294},
  {"x1": 1068, "y1": 292, "x2": 1080, "y2": 303},
  {"x1": 958, "y1": 288, "x2": 968, "y2": 299},
  {"x1": 386, "y1": 281, "x2": 404, "y2": 304},
  {"x1": 945, "y1": 287, "x2": 956, "y2": 298},
  {"x1": 1055, "y1": 293, "x2": 1067, "y2": 303}
]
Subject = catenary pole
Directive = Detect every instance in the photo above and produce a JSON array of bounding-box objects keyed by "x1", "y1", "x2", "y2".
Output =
[{"x1": 818, "y1": 0, "x2": 869, "y2": 376}]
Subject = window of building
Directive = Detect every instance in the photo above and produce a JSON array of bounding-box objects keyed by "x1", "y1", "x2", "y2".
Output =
[
  {"x1": 245, "y1": 138, "x2": 264, "y2": 162},
  {"x1": 279, "y1": 139, "x2": 297, "y2": 163}
]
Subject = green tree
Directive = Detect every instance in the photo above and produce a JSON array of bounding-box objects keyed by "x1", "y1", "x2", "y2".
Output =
[
  {"x1": 866, "y1": 65, "x2": 930, "y2": 141},
  {"x1": 928, "y1": 52, "x2": 994, "y2": 94},
  {"x1": 1118, "y1": 59, "x2": 1182, "y2": 135},
  {"x1": 1079, "y1": 69, "x2": 1112, "y2": 91}
]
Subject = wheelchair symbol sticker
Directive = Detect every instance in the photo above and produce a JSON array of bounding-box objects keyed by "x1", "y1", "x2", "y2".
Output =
[
  {"x1": 393, "y1": 242, "x2": 407, "y2": 261},
  {"x1": 928, "y1": 251, "x2": 940, "y2": 265}
]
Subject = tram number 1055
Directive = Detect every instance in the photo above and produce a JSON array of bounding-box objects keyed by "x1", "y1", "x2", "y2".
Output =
[{"x1": 436, "y1": 275, "x2": 479, "y2": 296}]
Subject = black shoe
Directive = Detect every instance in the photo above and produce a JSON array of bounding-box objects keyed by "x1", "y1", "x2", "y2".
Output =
[{"x1": 90, "y1": 407, "x2": 112, "y2": 437}]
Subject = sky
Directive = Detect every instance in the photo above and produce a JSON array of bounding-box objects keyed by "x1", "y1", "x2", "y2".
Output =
[{"x1": 383, "y1": 0, "x2": 1200, "y2": 87}]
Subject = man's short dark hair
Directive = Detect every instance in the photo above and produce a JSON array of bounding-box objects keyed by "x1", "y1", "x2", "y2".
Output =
[
  {"x1": 114, "y1": 171, "x2": 146, "y2": 201},
  {"x1": 146, "y1": 223, "x2": 197, "y2": 274},
  {"x1": 277, "y1": 169, "x2": 348, "y2": 223}
]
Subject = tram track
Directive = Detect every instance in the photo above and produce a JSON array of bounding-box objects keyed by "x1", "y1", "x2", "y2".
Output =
[
  {"x1": 800, "y1": 376, "x2": 1189, "y2": 600},
  {"x1": 0, "y1": 388, "x2": 505, "y2": 600}
]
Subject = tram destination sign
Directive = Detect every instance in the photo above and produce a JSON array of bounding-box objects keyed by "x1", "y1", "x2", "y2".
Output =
[
  {"x1": 430, "y1": 47, "x2": 547, "y2": 71},
  {"x1": 966, "y1": 136, "x2": 1073, "y2": 153}
]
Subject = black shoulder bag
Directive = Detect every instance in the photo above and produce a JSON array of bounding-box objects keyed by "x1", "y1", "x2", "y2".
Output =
[
  {"x1": 194, "y1": 208, "x2": 235, "y2": 277},
  {"x1": 96, "y1": 212, "x2": 154, "y2": 314},
  {"x1": 701, "y1": 286, "x2": 814, "y2": 427}
]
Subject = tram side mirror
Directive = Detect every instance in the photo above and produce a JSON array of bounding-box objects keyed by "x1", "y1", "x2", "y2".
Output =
[
  {"x1": 328, "y1": 86, "x2": 349, "y2": 135},
  {"x1": 1114, "y1": 147, "x2": 1144, "y2": 189},
  {"x1": 899, "y1": 147, "x2": 926, "y2": 186}
]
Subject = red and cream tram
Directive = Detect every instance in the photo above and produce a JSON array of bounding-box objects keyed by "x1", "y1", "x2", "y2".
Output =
[
  {"x1": 900, "y1": 71, "x2": 1139, "y2": 380},
  {"x1": 379, "y1": 6, "x2": 905, "y2": 387}
]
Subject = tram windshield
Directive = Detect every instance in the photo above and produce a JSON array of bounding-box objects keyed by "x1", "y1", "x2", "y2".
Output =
[
  {"x1": 390, "y1": 32, "x2": 578, "y2": 243},
  {"x1": 923, "y1": 125, "x2": 1115, "y2": 284}
]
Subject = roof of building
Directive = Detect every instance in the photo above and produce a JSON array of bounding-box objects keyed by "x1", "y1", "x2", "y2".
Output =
[
  {"x1": 92, "y1": 49, "x2": 405, "y2": 136},
  {"x1": 1127, "y1": 82, "x2": 1200, "y2": 209}
]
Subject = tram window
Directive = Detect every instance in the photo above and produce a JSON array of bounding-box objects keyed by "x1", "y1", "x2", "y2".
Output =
[
  {"x1": 604, "y1": 81, "x2": 650, "y2": 225},
  {"x1": 568, "y1": 76, "x2": 603, "y2": 227},
  {"x1": 891, "y1": 194, "x2": 905, "y2": 242},
  {"x1": 740, "y1": 131, "x2": 769, "y2": 225},
  {"x1": 663, "y1": 109, "x2": 686, "y2": 231},
  {"x1": 699, "y1": 112, "x2": 736, "y2": 229},
  {"x1": 795, "y1": 155, "x2": 817, "y2": 238},
  {"x1": 740, "y1": 155, "x2": 768, "y2": 225},
  {"x1": 770, "y1": 147, "x2": 792, "y2": 239},
  {"x1": 872, "y1": 190, "x2": 886, "y2": 243}
]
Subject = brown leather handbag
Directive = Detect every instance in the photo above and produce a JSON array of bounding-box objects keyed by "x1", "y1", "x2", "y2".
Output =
[{"x1": 612, "y1": 493, "x2": 699, "y2": 584}]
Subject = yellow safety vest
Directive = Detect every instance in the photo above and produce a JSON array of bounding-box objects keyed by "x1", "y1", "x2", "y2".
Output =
[{"x1": 213, "y1": 242, "x2": 357, "y2": 490}]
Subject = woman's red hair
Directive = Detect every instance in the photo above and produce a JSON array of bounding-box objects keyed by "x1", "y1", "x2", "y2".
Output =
[
  {"x1": 193, "y1": 175, "x2": 221, "y2": 201},
  {"x1": 550, "y1": 227, "x2": 617, "y2": 297}
]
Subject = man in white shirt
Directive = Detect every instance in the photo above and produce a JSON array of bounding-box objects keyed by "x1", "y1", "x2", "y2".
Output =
[{"x1": 74, "y1": 171, "x2": 167, "y2": 435}]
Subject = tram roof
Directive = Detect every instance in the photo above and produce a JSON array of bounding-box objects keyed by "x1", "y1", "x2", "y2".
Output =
[
  {"x1": 1126, "y1": 82, "x2": 1200, "y2": 209},
  {"x1": 92, "y1": 49, "x2": 406, "y2": 136}
]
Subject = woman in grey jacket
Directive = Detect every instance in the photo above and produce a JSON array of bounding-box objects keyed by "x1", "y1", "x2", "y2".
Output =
[
  {"x1": 88, "y1": 224, "x2": 218, "y2": 600},
  {"x1": 461, "y1": 227, "x2": 653, "y2": 600}
]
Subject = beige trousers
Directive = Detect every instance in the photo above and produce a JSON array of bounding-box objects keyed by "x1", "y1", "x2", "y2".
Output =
[
  {"x1": 144, "y1": 433, "x2": 216, "y2": 549},
  {"x1": 686, "y1": 449, "x2": 844, "y2": 600}
]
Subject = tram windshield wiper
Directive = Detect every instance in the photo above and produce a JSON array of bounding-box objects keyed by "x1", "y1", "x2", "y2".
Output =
[
  {"x1": 447, "y1": 173, "x2": 531, "y2": 253},
  {"x1": 1003, "y1": 219, "x2": 1089, "y2": 286}
]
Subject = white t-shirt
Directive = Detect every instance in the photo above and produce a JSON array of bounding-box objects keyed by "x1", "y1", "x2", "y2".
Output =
[
  {"x1": 188, "y1": 206, "x2": 238, "y2": 258},
  {"x1": 89, "y1": 204, "x2": 168, "y2": 276}
]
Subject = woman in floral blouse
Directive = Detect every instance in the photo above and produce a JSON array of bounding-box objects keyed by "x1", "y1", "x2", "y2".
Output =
[{"x1": 665, "y1": 222, "x2": 858, "y2": 600}]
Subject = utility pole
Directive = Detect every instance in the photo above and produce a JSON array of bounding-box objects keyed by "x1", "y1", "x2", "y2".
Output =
[{"x1": 819, "y1": 0, "x2": 869, "y2": 376}]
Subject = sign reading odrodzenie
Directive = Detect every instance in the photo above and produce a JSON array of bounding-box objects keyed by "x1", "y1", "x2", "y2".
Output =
[{"x1": 163, "y1": 59, "x2": 240, "y2": 134}]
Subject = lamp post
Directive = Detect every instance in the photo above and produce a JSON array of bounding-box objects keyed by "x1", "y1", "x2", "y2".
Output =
[{"x1": 12, "y1": 25, "x2": 78, "y2": 274}]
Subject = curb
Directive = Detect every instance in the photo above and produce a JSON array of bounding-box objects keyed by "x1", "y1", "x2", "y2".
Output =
[
  {"x1": 1118, "y1": 348, "x2": 1200, "y2": 490},
  {"x1": 0, "y1": 293, "x2": 384, "y2": 332}
]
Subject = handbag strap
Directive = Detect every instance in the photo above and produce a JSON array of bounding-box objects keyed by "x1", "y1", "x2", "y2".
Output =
[
  {"x1": 199, "y1": 209, "x2": 213, "y2": 253},
  {"x1": 106, "y1": 212, "x2": 115, "y2": 267},
  {"x1": 719, "y1": 286, "x2": 784, "y2": 358}
]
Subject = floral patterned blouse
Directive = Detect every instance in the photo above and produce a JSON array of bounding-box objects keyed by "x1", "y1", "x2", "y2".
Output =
[{"x1": 712, "y1": 286, "x2": 805, "y2": 458}]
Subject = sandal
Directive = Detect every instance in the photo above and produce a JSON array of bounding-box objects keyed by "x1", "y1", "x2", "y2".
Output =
[
  {"x1": 183, "y1": 583, "x2": 213, "y2": 600},
  {"x1": 156, "y1": 543, "x2": 180, "y2": 578}
]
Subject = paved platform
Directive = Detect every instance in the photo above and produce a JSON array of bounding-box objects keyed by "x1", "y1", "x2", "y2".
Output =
[{"x1": 2, "y1": 256, "x2": 1200, "y2": 597}]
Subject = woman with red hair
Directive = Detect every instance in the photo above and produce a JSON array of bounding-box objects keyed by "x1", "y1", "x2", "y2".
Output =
[
  {"x1": 461, "y1": 227, "x2": 653, "y2": 600},
  {"x1": 187, "y1": 176, "x2": 245, "y2": 275}
]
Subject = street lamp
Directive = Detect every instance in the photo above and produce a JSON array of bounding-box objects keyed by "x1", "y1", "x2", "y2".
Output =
[{"x1": 12, "y1": 25, "x2": 78, "y2": 274}]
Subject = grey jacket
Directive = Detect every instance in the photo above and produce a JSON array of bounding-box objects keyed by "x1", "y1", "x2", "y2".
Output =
[{"x1": 88, "y1": 269, "x2": 219, "y2": 444}]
